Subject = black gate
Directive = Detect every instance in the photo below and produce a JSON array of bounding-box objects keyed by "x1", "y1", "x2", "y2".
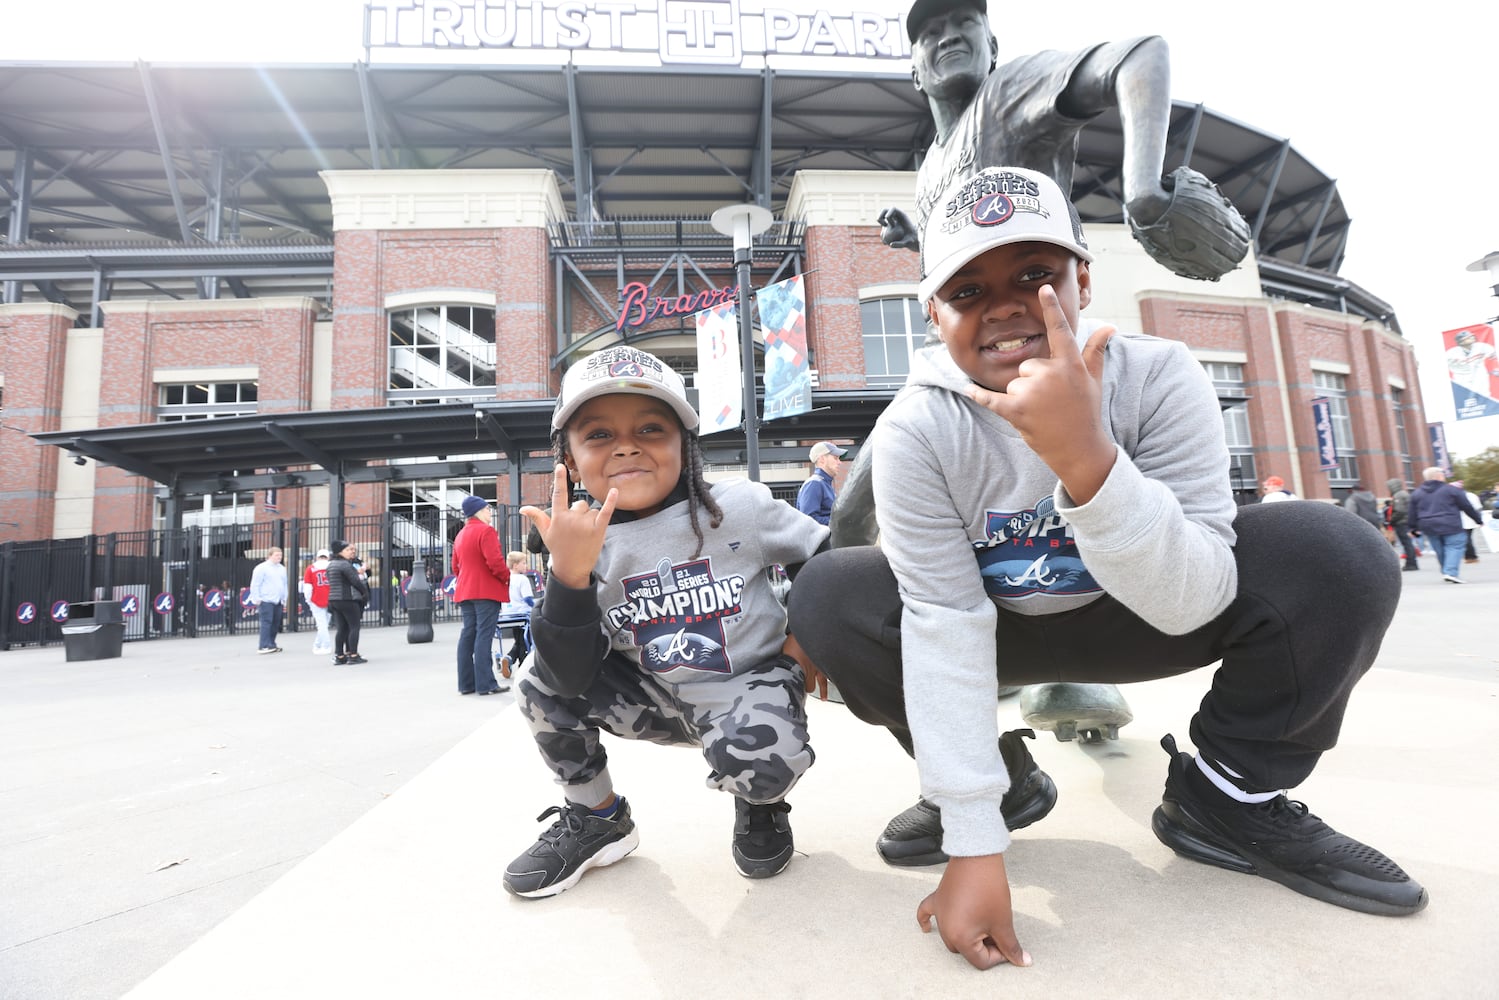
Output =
[{"x1": 0, "y1": 506, "x2": 520, "y2": 650}]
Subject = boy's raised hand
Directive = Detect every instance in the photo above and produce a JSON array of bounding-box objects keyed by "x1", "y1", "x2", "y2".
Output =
[
  {"x1": 519, "y1": 464, "x2": 616, "y2": 589},
  {"x1": 965, "y1": 285, "x2": 1117, "y2": 505}
]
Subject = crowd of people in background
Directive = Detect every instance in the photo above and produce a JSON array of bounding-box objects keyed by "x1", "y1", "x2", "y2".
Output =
[{"x1": 1258, "y1": 471, "x2": 1495, "y2": 581}]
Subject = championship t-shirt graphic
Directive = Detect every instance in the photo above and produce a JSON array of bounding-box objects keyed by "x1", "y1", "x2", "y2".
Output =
[
  {"x1": 605, "y1": 557, "x2": 746, "y2": 676},
  {"x1": 972, "y1": 495, "x2": 1100, "y2": 600}
]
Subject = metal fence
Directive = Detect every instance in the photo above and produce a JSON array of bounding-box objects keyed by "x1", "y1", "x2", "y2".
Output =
[{"x1": 0, "y1": 507, "x2": 529, "y2": 650}]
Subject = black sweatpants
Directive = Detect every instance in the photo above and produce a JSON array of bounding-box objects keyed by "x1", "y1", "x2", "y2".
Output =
[
  {"x1": 328, "y1": 599, "x2": 364, "y2": 657},
  {"x1": 787, "y1": 500, "x2": 1400, "y2": 794}
]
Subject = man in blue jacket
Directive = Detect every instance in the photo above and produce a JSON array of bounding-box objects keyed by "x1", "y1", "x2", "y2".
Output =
[
  {"x1": 1409, "y1": 467, "x2": 1483, "y2": 583},
  {"x1": 796, "y1": 441, "x2": 846, "y2": 525}
]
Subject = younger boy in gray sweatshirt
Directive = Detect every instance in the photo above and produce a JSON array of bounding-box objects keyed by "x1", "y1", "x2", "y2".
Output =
[{"x1": 788, "y1": 165, "x2": 1425, "y2": 971}]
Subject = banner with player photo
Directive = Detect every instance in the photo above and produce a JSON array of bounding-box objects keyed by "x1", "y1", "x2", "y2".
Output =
[
  {"x1": 755, "y1": 274, "x2": 813, "y2": 421},
  {"x1": 1441, "y1": 322, "x2": 1499, "y2": 420},
  {"x1": 694, "y1": 300, "x2": 742, "y2": 435}
]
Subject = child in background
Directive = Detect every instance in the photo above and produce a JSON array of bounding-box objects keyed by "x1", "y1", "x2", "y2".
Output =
[
  {"x1": 504, "y1": 346, "x2": 828, "y2": 898},
  {"x1": 494, "y1": 550, "x2": 535, "y2": 683}
]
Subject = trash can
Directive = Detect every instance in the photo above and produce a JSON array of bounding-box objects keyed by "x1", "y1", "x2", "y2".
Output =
[{"x1": 60, "y1": 601, "x2": 126, "y2": 661}]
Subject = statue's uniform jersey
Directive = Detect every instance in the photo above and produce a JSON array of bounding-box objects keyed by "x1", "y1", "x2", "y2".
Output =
[{"x1": 913, "y1": 39, "x2": 1154, "y2": 236}]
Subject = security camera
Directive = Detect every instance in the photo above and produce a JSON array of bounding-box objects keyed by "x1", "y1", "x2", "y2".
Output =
[{"x1": 73, "y1": 455, "x2": 87, "y2": 466}]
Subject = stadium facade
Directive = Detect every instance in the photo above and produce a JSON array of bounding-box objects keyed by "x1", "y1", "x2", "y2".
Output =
[{"x1": 0, "y1": 17, "x2": 1429, "y2": 547}]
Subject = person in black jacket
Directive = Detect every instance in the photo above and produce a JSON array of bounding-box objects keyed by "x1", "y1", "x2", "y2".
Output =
[{"x1": 326, "y1": 539, "x2": 370, "y2": 663}]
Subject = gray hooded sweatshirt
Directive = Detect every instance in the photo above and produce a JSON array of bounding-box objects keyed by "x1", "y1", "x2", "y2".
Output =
[{"x1": 870, "y1": 320, "x2": 1239, "y2": 857}]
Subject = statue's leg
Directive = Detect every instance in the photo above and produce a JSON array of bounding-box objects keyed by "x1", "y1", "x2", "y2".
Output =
[
  {"x1": 828, "y1": 444, "x2": 879, "y2": 549},
  {"x1": 1019, "y1": 682, "x2": 1134, "y2": 743}
]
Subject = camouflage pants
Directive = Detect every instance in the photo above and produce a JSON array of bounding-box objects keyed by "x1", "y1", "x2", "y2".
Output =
[{"x1": 515, "y1": 651, "x2": 814, "y2": 808}]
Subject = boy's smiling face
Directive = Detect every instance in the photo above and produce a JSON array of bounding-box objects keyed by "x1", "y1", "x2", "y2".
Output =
[
  {"x1": 563, "y1": 393, "x2": 685, "y2": 518},
  {"x1": 926, "y1": 241, "x2": 1091, "y2": 392}
]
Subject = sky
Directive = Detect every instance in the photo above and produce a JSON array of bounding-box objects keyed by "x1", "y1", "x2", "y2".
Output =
[{"x1": 4, "y1": 0, "x2": 1498, "y2": 459}]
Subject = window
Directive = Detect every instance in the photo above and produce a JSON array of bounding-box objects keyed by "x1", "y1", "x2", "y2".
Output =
[
  {"x1": 157, "y1": 381, "x2": 258, "y2": 421},
  {"x1": 1202, "y1": 362, "x2": 1256, "y2": 492},
  {"x1": 1312, "y1": 370, "x2": 1358, "y2": 484},
  {"x1": 388, "y1": 305, "x2": 498, "y2": 404},
  {"x1": 861, "y1": 297, "x2": 927, "y2": 388},
  {"x1": 155, "y1": 381, "x2": 259, "y2": 527},
  {"x1": 1392, "y1": 387, "x2": 1414, "y2": 486}
]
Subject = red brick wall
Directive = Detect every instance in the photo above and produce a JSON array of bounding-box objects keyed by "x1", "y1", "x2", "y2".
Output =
[
  {"x1": 333, "y1": 226, "x2": 558, "y2": 513},
  {"x1": 803, "y1": 226, "x2": 920, "y2": 389},
  {"x1": 0, "y1": 308, "x2": 74, "y2": 539},
  {"x1": 92, "y1": 300, "x2": 320, "y2": 533},
  {"x1": 1272, "y1": 306, "x2": 1422, "y2": 498},
  {"x1": 1131, "y1": 296, "x2": 1422, "y2": 501}
]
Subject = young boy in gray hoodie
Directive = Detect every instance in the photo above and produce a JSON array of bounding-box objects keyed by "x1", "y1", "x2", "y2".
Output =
[{"x1": 787, "y1": 165, "x2": 1426, "y2": 971}]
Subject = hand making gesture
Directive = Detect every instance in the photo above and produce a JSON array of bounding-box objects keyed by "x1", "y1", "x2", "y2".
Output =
[
  {"x1": 965, "y1": 284, "x2": 1117, "y2": 505},
  {"x1": 519, "y1": 464, "x2": 617, "y2": 589}
]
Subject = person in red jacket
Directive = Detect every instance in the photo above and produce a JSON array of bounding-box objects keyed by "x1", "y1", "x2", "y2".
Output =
[{"x1": 453, "y1": 495, "x2": 511, "y2": 695}]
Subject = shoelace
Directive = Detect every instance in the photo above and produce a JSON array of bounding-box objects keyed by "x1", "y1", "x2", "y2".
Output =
[
  {"x1": 1255, "y1": 795, "x2": 1313, "y2": 822},
  {"x1": 534, "y1": 803, "x2": 588, "y2": 844},
  {"x1": 740, "y1": 802, "x2": 791, "y2": 837}
]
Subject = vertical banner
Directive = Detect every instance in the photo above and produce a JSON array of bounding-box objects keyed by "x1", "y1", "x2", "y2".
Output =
[
  {"x1": 1310, "y1": 397, "x2": 1338, "y2": 470},
  {"x1": 755, "y1": 274, "x2": 813, "y2": 421},
  {"x1": 263, "y1": 467, "x2": 281, "y2": 514},
  {"x1": 695, "y1": 300, "x2": 742, "y2": 435},
  {"x1": 1428, "y1": 422, "x2": 1451, "y2": 473},
  {"x1": 1441, "y1": 322, "x2": 1499, "y2": 420}
]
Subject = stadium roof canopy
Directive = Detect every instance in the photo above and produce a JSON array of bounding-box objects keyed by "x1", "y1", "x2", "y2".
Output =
[
  {"x1": 29, "y1": 391, "x2": 896, "y2": 501},
  {"x1": 0, "y1": 61, "x2": 1393, "y2": 327}
]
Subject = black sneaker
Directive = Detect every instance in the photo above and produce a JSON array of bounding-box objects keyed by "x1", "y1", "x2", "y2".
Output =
[
  {"x1": 1151, "y1": 734, "x2": 1427, "y2": 916},
  {"x1": 732, "y1": 799, "x2": 794, "y2": 878},
  {"x1": 876, "y1": 728, "x2": 1058, "y2": 867},
  {"x1": 503, "y1": 797, "x2": 640, "y2": 899}
]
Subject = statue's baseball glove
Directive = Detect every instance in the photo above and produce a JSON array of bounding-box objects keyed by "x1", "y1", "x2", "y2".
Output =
[{"x1": 1129, "y1": 166, "x2": 1250, "y2": 281}]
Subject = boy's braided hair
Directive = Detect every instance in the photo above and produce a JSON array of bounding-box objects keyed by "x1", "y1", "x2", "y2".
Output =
[{"x1": 552, "y1": 417, "x2": 723, "y2": 557}]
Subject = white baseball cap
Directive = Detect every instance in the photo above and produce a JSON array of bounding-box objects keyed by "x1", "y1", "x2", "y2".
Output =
[
  {"x1": 809, "y1": 441, "x2": 847, "y2": 462},
  {"x1": 552, "y1": 346, "x2": 699, "y2": 432},
  {"x1": 918, "y1": 166, "x2": 1093, "y2": 304}
]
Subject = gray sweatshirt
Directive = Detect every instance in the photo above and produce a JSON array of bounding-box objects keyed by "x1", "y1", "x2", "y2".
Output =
[
  {"x1": 533, "y1": 478, "x2": 829, "y2": 696},
  {"x1": 871, "y1": 321, "x2": 1239, "y2": 857}
]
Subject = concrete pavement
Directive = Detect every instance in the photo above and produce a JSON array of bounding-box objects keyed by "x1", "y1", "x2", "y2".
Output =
[{"x1": 3, "y1": 558, "x2": 1496, "y2": 999}]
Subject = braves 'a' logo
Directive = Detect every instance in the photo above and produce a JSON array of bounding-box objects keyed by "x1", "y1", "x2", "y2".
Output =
[
  {"x1": 973, "y1": 497, "x2": 1099, "y2": 600},
  {"x1": 608, "y1": 358, "x2": 646, "y2": 378},
  {"x1": 972, "y1": 192, "x2": 1014, "y2": 226}
]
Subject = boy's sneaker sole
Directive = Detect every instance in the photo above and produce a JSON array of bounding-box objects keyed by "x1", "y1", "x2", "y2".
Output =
[
  {"x1": 1151, "y1": 734, "x2": 1427, "y2": 917},
  {"x1": 877, "y1": 728, "x2": 1057, "y2": 867},
  {"x1": 504, "y1": 797, "x2": 639, "y2": 899}
]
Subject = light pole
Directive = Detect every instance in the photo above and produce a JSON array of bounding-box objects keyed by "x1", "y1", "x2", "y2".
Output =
[
  {"x1": 1466, "y1": 251, "x2": 1499, "y2": 320},
  {"x1": 710, "y1": 203, "x2": 774, "y2": 481}
]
